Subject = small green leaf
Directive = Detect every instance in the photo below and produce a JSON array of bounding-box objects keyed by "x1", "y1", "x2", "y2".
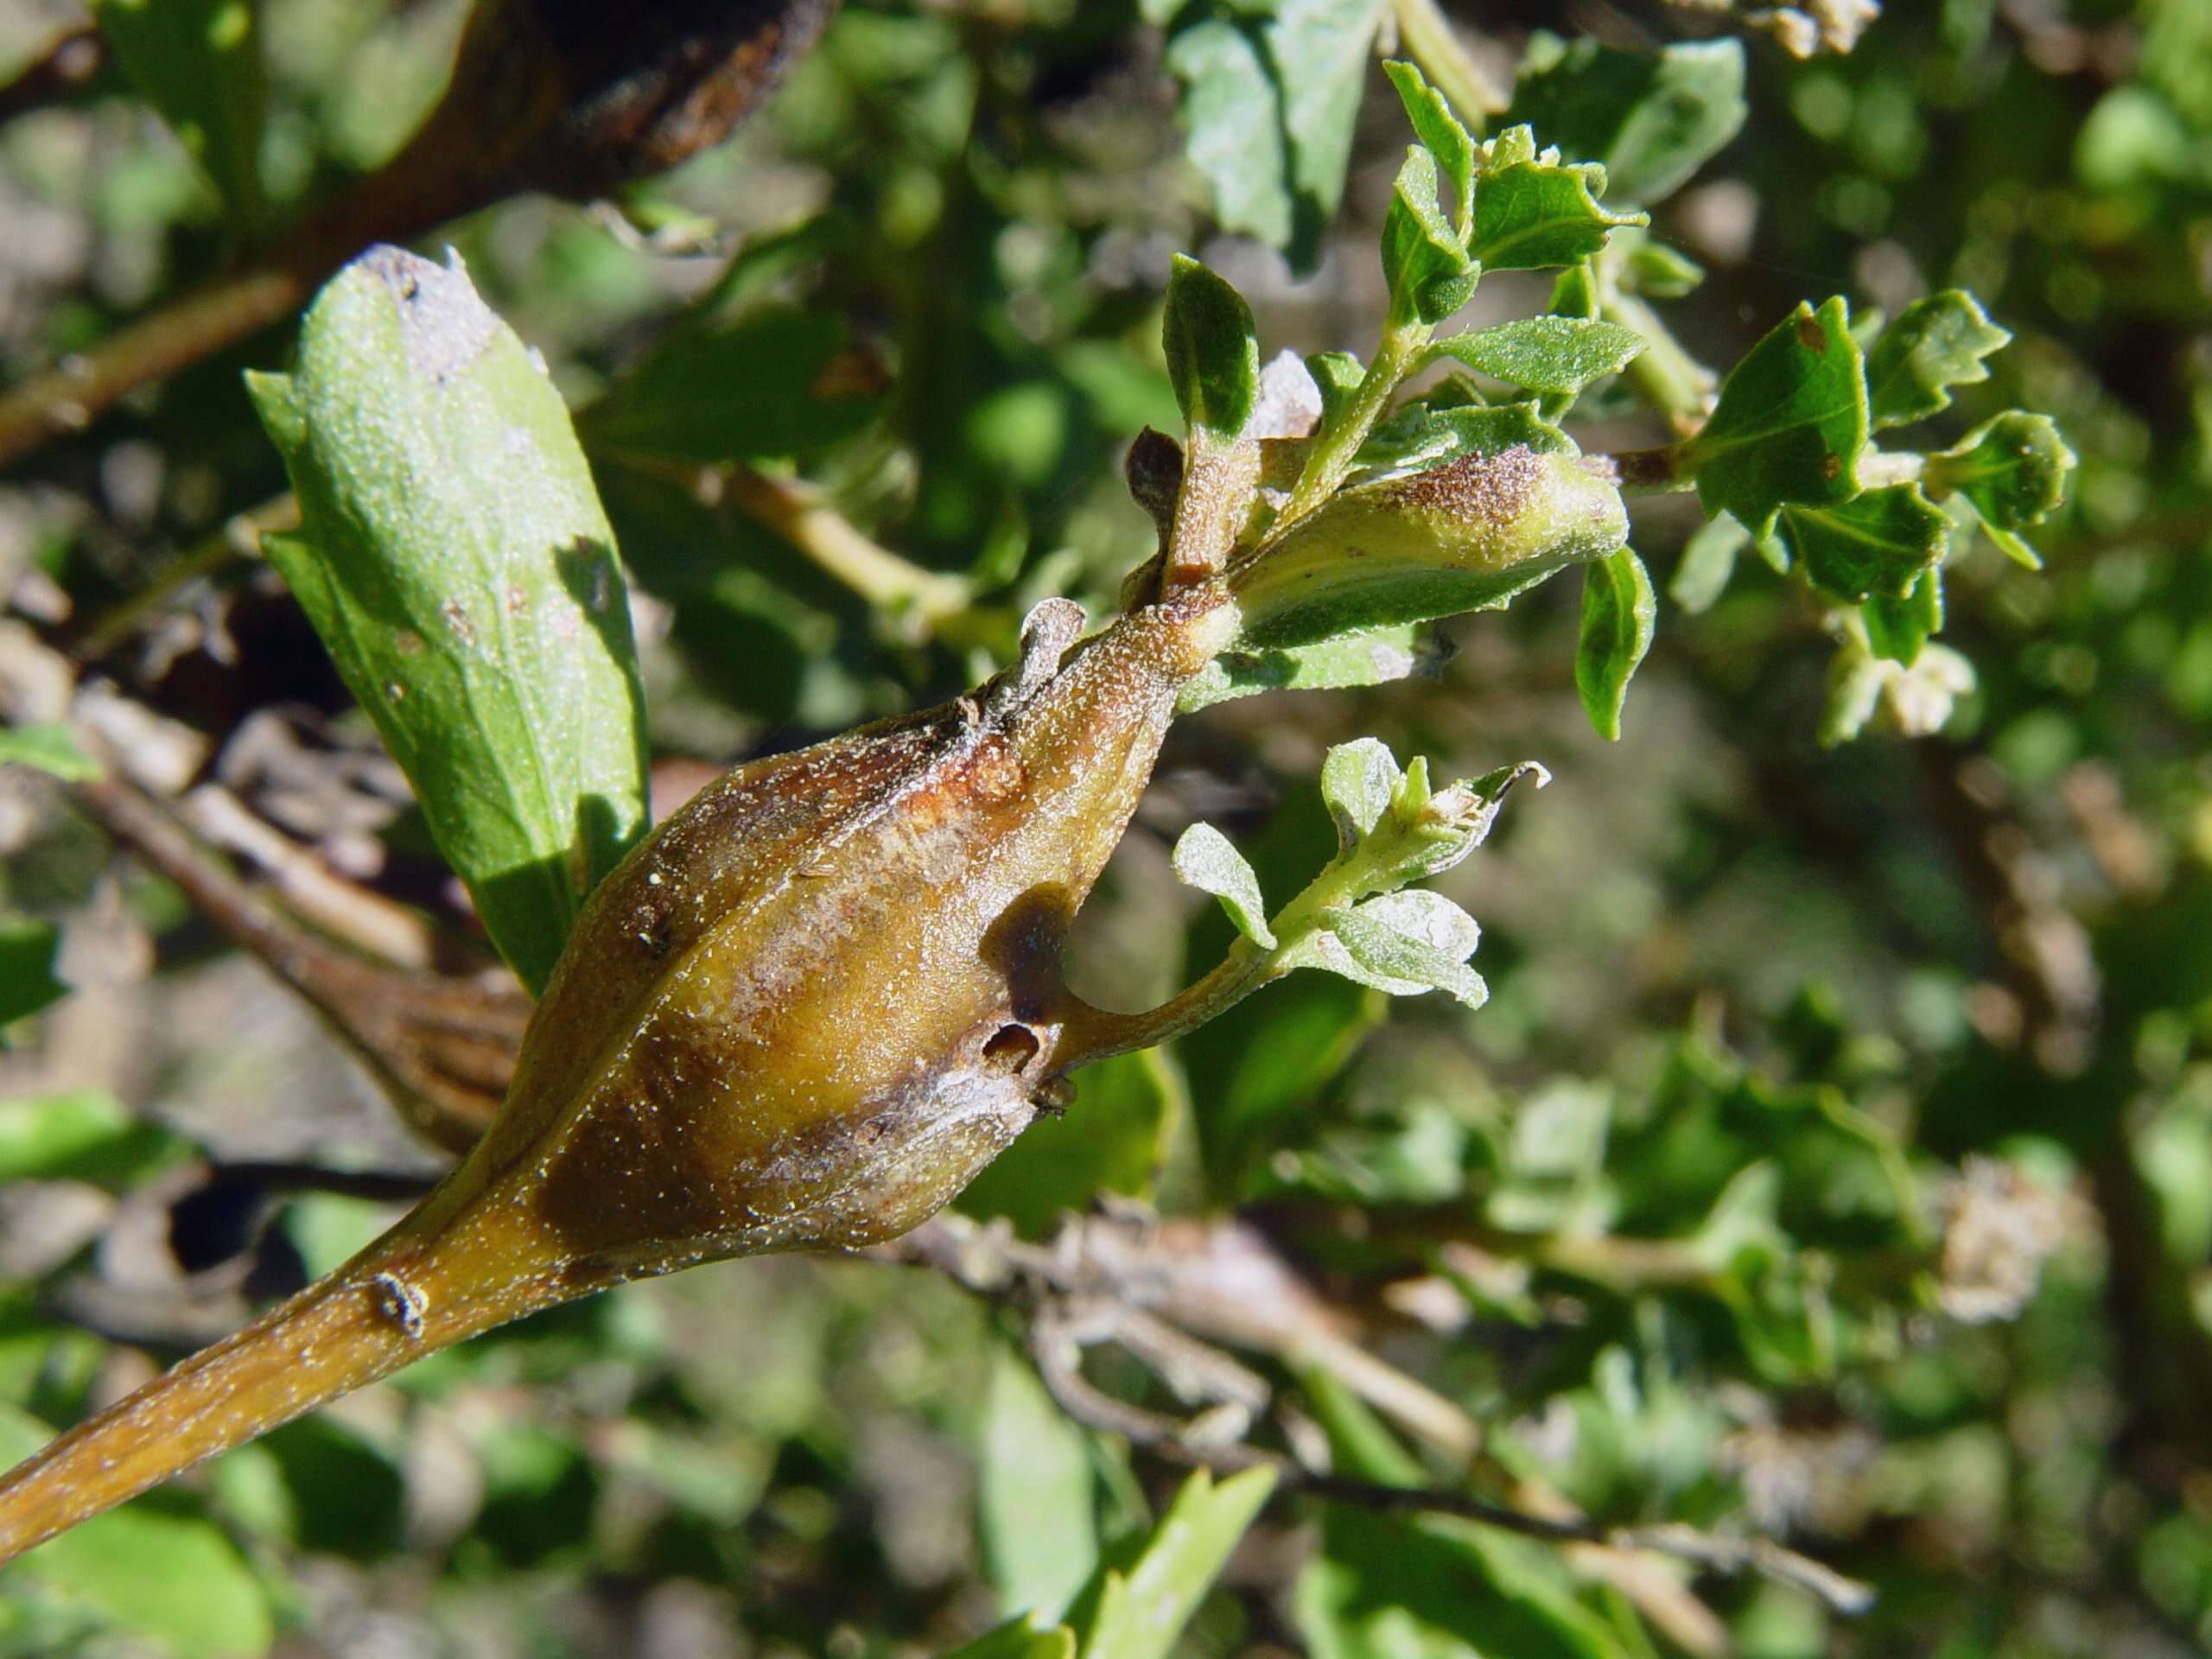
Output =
[
  {"x1": 1067, "y1": 1465, "x2": 1278, "y2": 1659},
  {"x1": 1467, "y1": 138, "x2": 1648, "y2": 272},
  {"x1": 1381, "y1": 146, "x2": 1478, "y2": 323},
  {"x1": 1356, "y1": 398, "x2": 1573, "y2": 476},
  {"x1": 1686, "y1": 297, "x2": 1869, "y2": 534},
  {"x1": 1926, "y1": 410, "x2": 2077, "y2": 533},
  {"x1": 0, "y1": 919, "x2": 68, "y2": 1041},
  {"x1": 1161, "y1": 254, "x2": 1260, "y2": 442},
  {"x1": 1503, "y1": 35, "x2": 1748, "y2": 206},
  {"x1": 0, "y1": 1090, "x2": 187, "y2": 1189},
  {"x1": 1776, "y1": 483, "x2": 1949, "y2": 603},
  {"x1": 1320, "y1": 892, "x2": 1488, "y2": 1007},
  {"x1": 1382, "y1": 60, "x2": 1474, "y2": 234},
  {"x1": 1863, "y1": 567, "x2": 1943, "y2": 664},
  {"x1": 1174, "y1": 622, "x2": 1429, "y2": 715},
  {"x1": 1434, "y1": 316, "x2": 1646, "y2": 397},
  {"x1": 1320, "y1": 738, "x2": 1404, "y2": 845},
  {"x1": 1669, "y1": 512, "x2": 1749, "y2": 613},
  {"x1": 0, "y1": 1408, "x2": 270, "y2": 1659},
  {"x1": 90, "y1": 0, "x2": 265, "y2": 227},
  {"x1": 1863, "y1": 290, "x2": 2012, "y2": 429},
  {"x1": 1172, "y1": 822, "x2": 1276, "y2": 948},
  {"x1": 0, "y1": 724, "x2": 99, "y2": 782},
  {"x1": 976, "y1": 1350, "x2": 1097, "y2": 1622},
  {"x1": 937, "y1": 1618, "x2": 1076, "y2": 1659},
  {"x1": 249, "y1": 247, "x2": 650, "y2": 996},
  {"x1": 1305, "y1": 351, "x2": 1366, "y2": 435},
  {"x1": 580, "y1": 308, "x2": 883, "y2": 463},
  {"x1": 1624, "y1": 237, "x2": 1707, "y2": 297},
  {"x1": 1165, "y1": 0, "x2": 1385, "y2": 271},
  {"x1": 1574, "y1": 545, "x2": 1656, "y2": 741}
]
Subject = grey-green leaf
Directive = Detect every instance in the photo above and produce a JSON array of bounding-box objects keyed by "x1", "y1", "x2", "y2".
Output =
[
  {"x1": 1161, "y1": 254, "x2": 1259, "y2": 442},
  {"x1": 248, "y1": 246, "x2": 649, "y2": 996},
  {"x1": 1434, "y1": 315, "x2": 1646, "y2": 397},
  {"x1": 90, "y1": 0, "x2": 266, "y2": 227},
  {"x1": 1172, "y1": 822, "x2": 1276, "y2": 948},
  {"x1": 1503, "y1": 35, "x2": 1748, "y2": 206},
  {"x1": 1776, "y1": 483, "x2": 1949, "y2": 604},
  {"x1": 1324, "y1": 892, "x2": 1487, "y2": 1007},
  {"x1": 1382, "y1": 59, "x2": 1474, "y2": 233},
  {"x1": 1067, "y1": 1465, "x2": 1277, "y2": 1659},
  {"x1": 1320, "y1": 738, "x2": 1404, "y2": 846},
  {"x1": 1574, "y1": 545, "x2": 1656, "y2": 741},
  {"x1": 1685, "y1": 297, "x2": 1869, "y2": 535},
  {"x1": 1381, "y1": 146, "x2": 1478, "y2": 324},
  {"x1": 1669, "y1": 512, "x2": 1749, "y2": 613},
  {"x1": 1863, "y1": 290, "x2": 2012, "y2": 429}
]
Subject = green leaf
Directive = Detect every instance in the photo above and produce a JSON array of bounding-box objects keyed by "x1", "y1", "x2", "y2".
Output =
[
  {"x1": 1161, "y1": 254, "x2": 1259, "y2": 443},
  {"x1": 0, "y1": 724, "x2": 99, "y2": 782},
  {"x1": 1382, "y1": 60, "x2": 1474, "y2": 234},
  {"x1": 0, "y1": 1407, "x2": 271, "y2": 1659},
  {"x1": 1067, "y1": 1465, "x2": 1277, "y2": 1659},
  {"x1": 938, "y1": 1618, "x2": 1077, "y2": 1659},
  {"x1": 1862, "y1": 567, "x2": 1943, "y2": 664},
  {"x1": 1863, "y1": 290, "x2": 2012, "y2": 429},
  {"x1": 1306, "y1": 351, "x2": 1367, "y2": 435},
  {"x1": 1468, "y1": 138, "x2": 1648, "y2": 273},
  {"x1": 1165, "y1": 1, "x2": 1385, "y2": 271},
  {"x1": 1775, "y1": 483, "x2": 1948, "y2": 604},
  {"x1": 1381, "y1": 146, "x2": 1478, "y2": 324},
  {"x1": 1433, "y1": 316, "x2": 1646, "y2": 397},
  {"x1": 976, "y1": 1350, "x2": 1097, "y2": 1623},
  {"x1": 1321, "y1": 738, "x2": 1405, "y2": 845},
  {"x1": 89, "y1": 0, "x2": 265, "y2": 227},
  {"x1": 248, "y1": 247, "x2": 650, "y2": 996},
  {"x1": 1172, "y1": 822, "x2": 1276, "y2": 947},
  {"x1": 0, "y1": 918, "x2": 68, "y2": 1041},
  {"x1": 1574, "y1": 546, "x2": 1656, "y2": 741},
  {"x1": 1669, "y1": 512, "x2": 1749, "y2": 613},
  {"x1": 0, "y1": 1090, "x2": 186, "y2": 1189},
  {"x1": 956, "y1": 1051, "x2": 1180, "y2": 1238},
  {"x1": 1318, "y1": 891, "x2": 1487, "y2": 1007},
  {"x1": 579, "y1": 308, "x2": 883, "y2": 463},
  {"x1": 1503, "y1": 35, "x2": 1747, "y2": 206},
  {"x1": 1175, "y1": 621, "x2": 1429, "y2": 715},
  {"x1": 1926, "y1": 410, "x2": 2077, "y2": 534},
  {"x1": 1685, "y1": 297, "x2": 1869, "y2": 535}
]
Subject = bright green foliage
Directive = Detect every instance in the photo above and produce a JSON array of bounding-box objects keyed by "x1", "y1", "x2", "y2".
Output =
[
  {"x1": 1929, "y1": 410, "x2": 2079, "y2": 538},
  {"x1": 0, "y1": 725, "x2": 99, "y2": 782},
  {"x1": 0, "y1": 1090, "x2": 181, "y2": 1186},
  {"x1": 1686, "y1": 297, "x2": 1869, "y2": 533},
  {"x1": 1382, "y1": 60, "x2": 1474, "y2": 232},
  {"x1": 1160, "y1": 254, "x2": 1259, "y2": 442},
  {"x1": 1161, "y1": 0, "x2": 1383, "y2": 270},
  {"x1": 975, "y1": 1351, "x2": 1096, "y2": 1621},
  {"x1": 1467, "y1": 137, "x2": 1648, "y2": 272},
  {"x1": 1433, "y1": 316, "x2": 1647, "y2": 396},
  {"x1": 1574, "y1": 545, "x2": 1656, "y2": 740},
  {"x1": 957, "y1": 1051, "x2": 1181, "y2": 1238},
  {"x1": 1775, "y1": 482, "x2": 1949, "y2": 603},
  {"x1": 88, "y1": 0, "x2": 265, "y2": 227},
  {"x1": 1863, "y1": 290, "x2": 2012, "y2": 428},
  {"x1": 247, "y1": 248, "x2": 650, "y2": 996},
  {"x1": 1503, "y1": 34, "x2": 1749, "y2": 206},
  {"x1": 1381, "y1": 146, "x2": 1478, "y2": 323},
  {"x1": 0, "y1": 921, "x2": 67, "y2": 1046},
  {"x1": 1173, "y1": 821, "x2": 1275, "y2": 947},
  {"x1": 941, "y1": 1618, "x2": 1077, "y2": 1659},
  {"x1": 1862, "y1": 567, "x2": 1943, "y2": 664},
  {"x1": 1065, "y1": 1466, "x2": 1277, "y2": 1659}
]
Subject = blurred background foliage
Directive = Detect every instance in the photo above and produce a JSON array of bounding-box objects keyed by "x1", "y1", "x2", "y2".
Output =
[{"x1": 0, "y1": 1, "x2": 2208, "y2": 1656}]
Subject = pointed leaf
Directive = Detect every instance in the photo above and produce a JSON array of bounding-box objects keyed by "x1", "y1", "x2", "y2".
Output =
[
  {"x1": 1383, "y1": 60, "x2": 1474, "y2": 232},
  {"x1": 1382, "y1": 146, "x2": 1478, "y2": 323},
  {"x1": 1503, "y1": 35, "x2": 1747, "y2": 206},
  {"x1": 1574, "y1": 545, "x2": 1656, "y2": 741},
  {"x1": 1776, "y1": 483, "x2": 1948, "y2": 603},
  {"x1": 0, "y1": 724, "x2": 99, "y2": 782},
  {"x1": 1468, "y1": 140, "x2": 1648, "y2": 272},
  {"x1": 1686, "y1": 297, "x2": 1869, "y2": 534},
  {"x1": 1434, "y1": 316, "x2": 1646, "y2": 397},
  {"x1": 1862, "y1": 566, "x2": 1943, "y2": 664},
  {"x1": 938, "y1": 1619, "x2": 1076, "y2": 1659},
  {"x1": 90, "y1": 0, "x2": 265, "y2": 227},
  {"x1": 1172, "y1": 822, "x2": 1276, "y2": 948},
  {"x1": 1161, "y1": 254, "x2": 1259, "y2": 443},
  {"x1": 1069, "y1": 1466, "x2": 1278, "y2": 1659},
  {"x1": 249, "y1": 246, "x2": 650, "y2": 996},
  {"x1": 1864, "y1": 290, "x2": 2012, "y2": 429}
]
